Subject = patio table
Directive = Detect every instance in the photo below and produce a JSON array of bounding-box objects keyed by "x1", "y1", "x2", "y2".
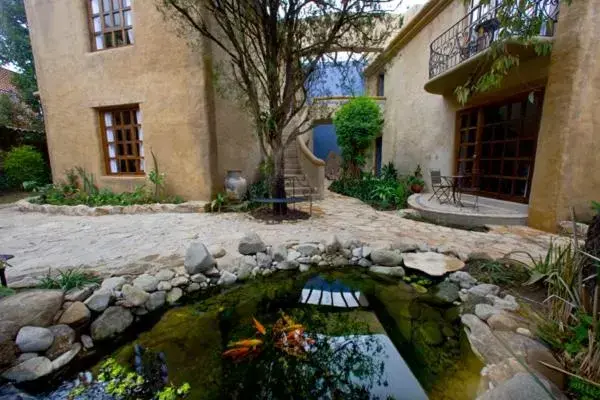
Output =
[{"x1": 441, "y1": 175, "x2": 465, "y2": 205}]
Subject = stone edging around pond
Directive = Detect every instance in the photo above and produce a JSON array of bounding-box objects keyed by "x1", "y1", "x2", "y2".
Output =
[
  {"x1": 0, "y1": 233, "x2": 566, "y2": 399},
  {"x1": 15, "y1": 198, "x2": 208, "y2": 216}
]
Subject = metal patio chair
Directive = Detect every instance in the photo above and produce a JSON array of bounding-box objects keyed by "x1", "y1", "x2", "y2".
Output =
[
  {"x1": 429, "y1": 169, "x2": 452, "y2": 204},
  {"x1": 457, "y1": 170, "x2": 481, "y2": 210}
]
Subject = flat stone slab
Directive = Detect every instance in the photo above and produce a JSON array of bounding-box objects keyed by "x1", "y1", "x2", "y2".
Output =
[{"x1": 402, "y1": 252, "x2": 465, "y2": 276}]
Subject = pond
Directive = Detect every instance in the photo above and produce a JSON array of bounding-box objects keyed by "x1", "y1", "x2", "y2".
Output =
[{"x1": 35, "y1": 268, "x2": 483, "y2": 400}]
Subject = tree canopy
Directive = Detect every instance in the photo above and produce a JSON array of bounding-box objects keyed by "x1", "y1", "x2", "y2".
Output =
[
  {"x1": 161, "y1": 0, "x2": 398, "y2": 210},
  {"x1": 0, "y1": 0, "x2": 42, "y2": 130}
]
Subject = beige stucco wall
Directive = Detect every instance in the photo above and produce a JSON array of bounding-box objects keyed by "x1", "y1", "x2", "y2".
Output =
[
  {"x1": 25, "y1": 0, "x2": 221, "y2": 200},
  {"x1": 529, "y1": 0, "x2": 600, "y2": 231},
  {"x1": 365, "y1": 0, "x2": 466, "y2": 189}
]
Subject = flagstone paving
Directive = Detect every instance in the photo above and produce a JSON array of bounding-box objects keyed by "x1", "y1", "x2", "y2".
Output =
[{"x1": 0, "y1": 191, "x2": 566, "y2": 284}]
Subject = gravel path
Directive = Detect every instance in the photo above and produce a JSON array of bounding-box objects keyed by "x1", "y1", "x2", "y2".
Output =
[{"x1": 0, "y1": 191, "x2": 561, "y2": 284}]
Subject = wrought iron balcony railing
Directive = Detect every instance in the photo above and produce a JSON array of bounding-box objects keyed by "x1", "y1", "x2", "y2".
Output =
[{"x1": 428, "y1": 0, "x2": 560, "y2": 79}]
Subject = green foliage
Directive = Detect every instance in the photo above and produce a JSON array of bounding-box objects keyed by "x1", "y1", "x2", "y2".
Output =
[
  {"x1": 592, "y1": 201, "x2": 600, "y2": 215},
  {"x1": 329, "y1": 172, "x2": 410, "y2": 210},
  {"x1": 88, "y1": 358, "x2": 191, "y2": 400},
  {"x1": 0, "y1": 286, "x2": 15, "y2": 298},
  {"x1": 467, "y1": 259, "x2": 530, "y2": 287},
  {"x1": 333, "y1": 97, "x2": 383, "y2": 176},
  {"x1": 380, "y1": 161, "x2": 398, "y2": 181},
  {"x1": 568, "y1": 377, "x2": 600, "y2": 400},
  {"x1": 0, "y1": 0, "x2": 41, "y2": 114},
  {"x1": 210, "y1": 192, "x2": 227, "y2": 212},
  {"x1": 38, "y1": 268, "x2": 101, "y2": 291},
  {"x1": 247, "y1": 158, "x2": 273, "y2": 200},
  {"x1": 32, "y1": 167, "x2": 183, "y2": 206},
  {"x1": 3, "y1": 145, "x2": 48, "y2": 188},
  {"x1": 148, "y1": 150, "x2": 166, "y2": 200}
]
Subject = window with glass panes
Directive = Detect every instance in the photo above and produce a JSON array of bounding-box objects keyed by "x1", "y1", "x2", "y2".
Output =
[
  {"x1": 99, "y1": 106, "x2": 144, "y2": 175},
  {"x1": 88, "y1": 0, "x2": 134, "y2": 51}
]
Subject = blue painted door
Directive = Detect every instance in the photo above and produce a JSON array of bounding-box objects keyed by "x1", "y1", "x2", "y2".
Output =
[{"x1": 313, "y1": 124, "x2": 341, "y2": 160}]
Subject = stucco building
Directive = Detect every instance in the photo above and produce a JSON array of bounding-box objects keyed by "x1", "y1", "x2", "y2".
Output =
[
  {"x1": 24, "y1": 0, "x2": 260, "y2": 200},
  {"x1": 365, "y1": 0, "x2": 600, "y2": 231}
]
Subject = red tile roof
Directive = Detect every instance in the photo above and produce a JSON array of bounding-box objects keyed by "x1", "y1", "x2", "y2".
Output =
[{"x1": 0, "y1": 67, "x2": 17, "y2": 95}]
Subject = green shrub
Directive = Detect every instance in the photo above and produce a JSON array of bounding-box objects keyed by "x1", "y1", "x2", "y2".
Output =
[
  {"x1": 333, "y1": 97, "x2": 383, "y2": 177},
  {"x1": 3, "y1": 145, "x2": 48, "y2": 188},
  {"x1": 31, "y1": 167, "x2": 184, "y2": 206},
  {"x1": 38, "y1": 269, "x2": 102, "y2": 291},
  {"x1": 380, "y1": 162, "x2": 398, "y2": 181},
  {"x1": 329, "y1": 172, "x2": 409, "y2": 210}
]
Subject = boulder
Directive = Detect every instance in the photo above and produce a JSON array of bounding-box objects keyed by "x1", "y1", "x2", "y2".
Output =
[
  {"x1": 186, "y1": 283, "x2": 201, "y2": 292},
  {"x1": 132, "y1": 274, "x2": 159, "y2": 292},
  {"x1": 64, "y1": 286, "x2": 95, "y2": 302},
  {"x1": 0, "y1": 384, "x2": 37, "y2": 399},
  {"x1": 431, "y1": 281, "x2": 460, "y2": 303},
  {"x1": 58, "y1": 302, "x2": 91, "y2": 326},
  {"x1": 217, "y1": 271, "x2": 237, "y2": 286},
  {"x1": 16, "y1": 326, "x2": 54, "y2": 353},
  {"x1": 352, "y1": 247, "x2": 362, "y2": 258},
  {"x1": 487, "y1": 312, "x2": 522, "y2": 332},
  {"x1": 358, "y1": 258, "x2": 372, "y2": 268},
  {"x1": 370, "y1": 249, "x2": 403, "y2": 266},
  {"x1": 1, "y1": 356, "x2": 53, "y2": 382},
  {"x1": 477, "y1": 372, "x2": 564, "y2": 400},
  {"x1": 0, "y1": 290, "x2": 63, "y2": 329},
  {"x1": 157, "y1": 281, "x2": 172, "y2": 291},
  {"x1": 368, "y1": 266, "x2": 406, "y2": 277},
  {"x1": 166, "y1": 288, "x2": 183, "y2": 305},
  {"x1": 190, "y1": 273, "x2": 208, "y2": 283},
  {"x1": 170, "y1": 276, "x2": 189, "y2": 287},
  {"x1": 494, "y1": 331, "x2": 564, "y2": 389},
  {"x1": 184, "y1": 242, "x2": 216, "y2": 274},
  {"x1": 286, "y1": 250, "x2": 301, "y2": 261},
  {"x1": 154, "y1": 269, "x2": 175, "y2": 282},
  {"x1": 475, "y1": 304, "x2": 500, "y2": 321},
  {"x1": 16, "y1": 353, "x2": 37, "y2": 363},
  {"x1": 238, "y1": 232, "x2": 266, "y2": 255},
  {"x1": 90, "y1": 307, "x2": 133, "y2": 341},
  {"x1": 468, "y1": 284, "x2": 500, "y2": 299},
  {"x1": 256, "y1": 252, "x2": 273, "y2": 269},
  {"x1": 84, "y1": 290, "x2": 112, "y2": 312},
  {"x1": 100, "y1": 277, "x2": 126, "y2": 292},
  {"x1": 390, "y1": 239, "x2": 420, "y2": 253},
  {"x1": 236, "y1": 256, "x2": 257, "y2": 280},
  {"x1": 51, "y1": 343, "x2": 81, "y2": 371},
  {"x1": 122, "y1": 284, "x2": 150, "y2": 307},
  {"x1": 299, "y1": 264, "x2": 311, "y2": 272},
  {"x1": 489, "y1": 294, "x2": 520, "y2": 312},
  {"x1": 448, "y1": 271, "x2": 477, "y2": 289},
  {"x1": 461, "y1": 314, "x2": 512, "y2": 364},
  {"x1": 272, "y1": 245, "x2": 288, "y2": 262},
  {"x1": 402, "y1": 252, "x2": 465, "y2": 276},
  {"x1": 81, "y1": 334, "x2": 94, "y2": 349},
  {"x1": 208, "y1": 245, "x2": 226, "y2": 259},
  {"x1": 45, "y1": 325, "x2": 76, "y2": 360},
  {"x1": 296, "y1": 243, "x2": 320, "y2": 257},
  {"x1": 276, "y1": 260, "x2": 299, "y2": 270}
]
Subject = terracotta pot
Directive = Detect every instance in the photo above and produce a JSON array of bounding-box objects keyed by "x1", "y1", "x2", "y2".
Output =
[
  {"x1": 411, "y1": 184, "x2": 424, "y2": 194},
  {"x1": 224, "y1": 170, "x2": 247, "y2": 202}
]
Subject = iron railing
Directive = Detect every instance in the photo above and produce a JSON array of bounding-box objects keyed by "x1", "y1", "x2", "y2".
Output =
[{"x1": 428, "y1": 0, "x2": 560, "y2": 79}]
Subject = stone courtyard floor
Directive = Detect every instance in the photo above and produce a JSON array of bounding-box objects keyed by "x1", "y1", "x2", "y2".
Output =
[{"x1": 0, "y1": 191, "x2": 564, "y2": 285}]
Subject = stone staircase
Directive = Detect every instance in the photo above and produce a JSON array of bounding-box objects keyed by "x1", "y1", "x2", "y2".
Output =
[{"x1": 284, "y1": 144, "x2": 316, "y2": 198}]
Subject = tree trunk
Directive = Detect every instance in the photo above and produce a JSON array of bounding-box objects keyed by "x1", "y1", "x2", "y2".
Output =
[{"x1": 272, "y1": 145, "x2": 287, "y2": 215}]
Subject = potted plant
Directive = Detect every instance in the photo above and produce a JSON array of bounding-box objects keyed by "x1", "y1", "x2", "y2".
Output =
[
  {"x1": 408, "y1": 176, "x2": 425, "y2": 193},
  {"x1": 407, "y1": 165, "x2": 425, "y2": 193}
]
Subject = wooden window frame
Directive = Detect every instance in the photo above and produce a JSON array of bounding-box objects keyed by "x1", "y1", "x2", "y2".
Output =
[
  {"x1": 98, "y1": 105, "x2": 145, "y2": 176},
  {"x1": 87, "y1": 0, "x2": 134, "y2": 52},
  {"x1": 454, "y1": 89, "x2": 544, "y2": 203}
]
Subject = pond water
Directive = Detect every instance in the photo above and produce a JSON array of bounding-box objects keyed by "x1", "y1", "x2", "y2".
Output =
[{"x1": 33, "y1": 268, "x2": 483, "y2": 400}]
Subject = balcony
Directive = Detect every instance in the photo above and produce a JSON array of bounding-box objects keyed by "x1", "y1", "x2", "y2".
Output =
[{"x1": 426, "y1": 0, "x2": 559, "y2": 94}]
